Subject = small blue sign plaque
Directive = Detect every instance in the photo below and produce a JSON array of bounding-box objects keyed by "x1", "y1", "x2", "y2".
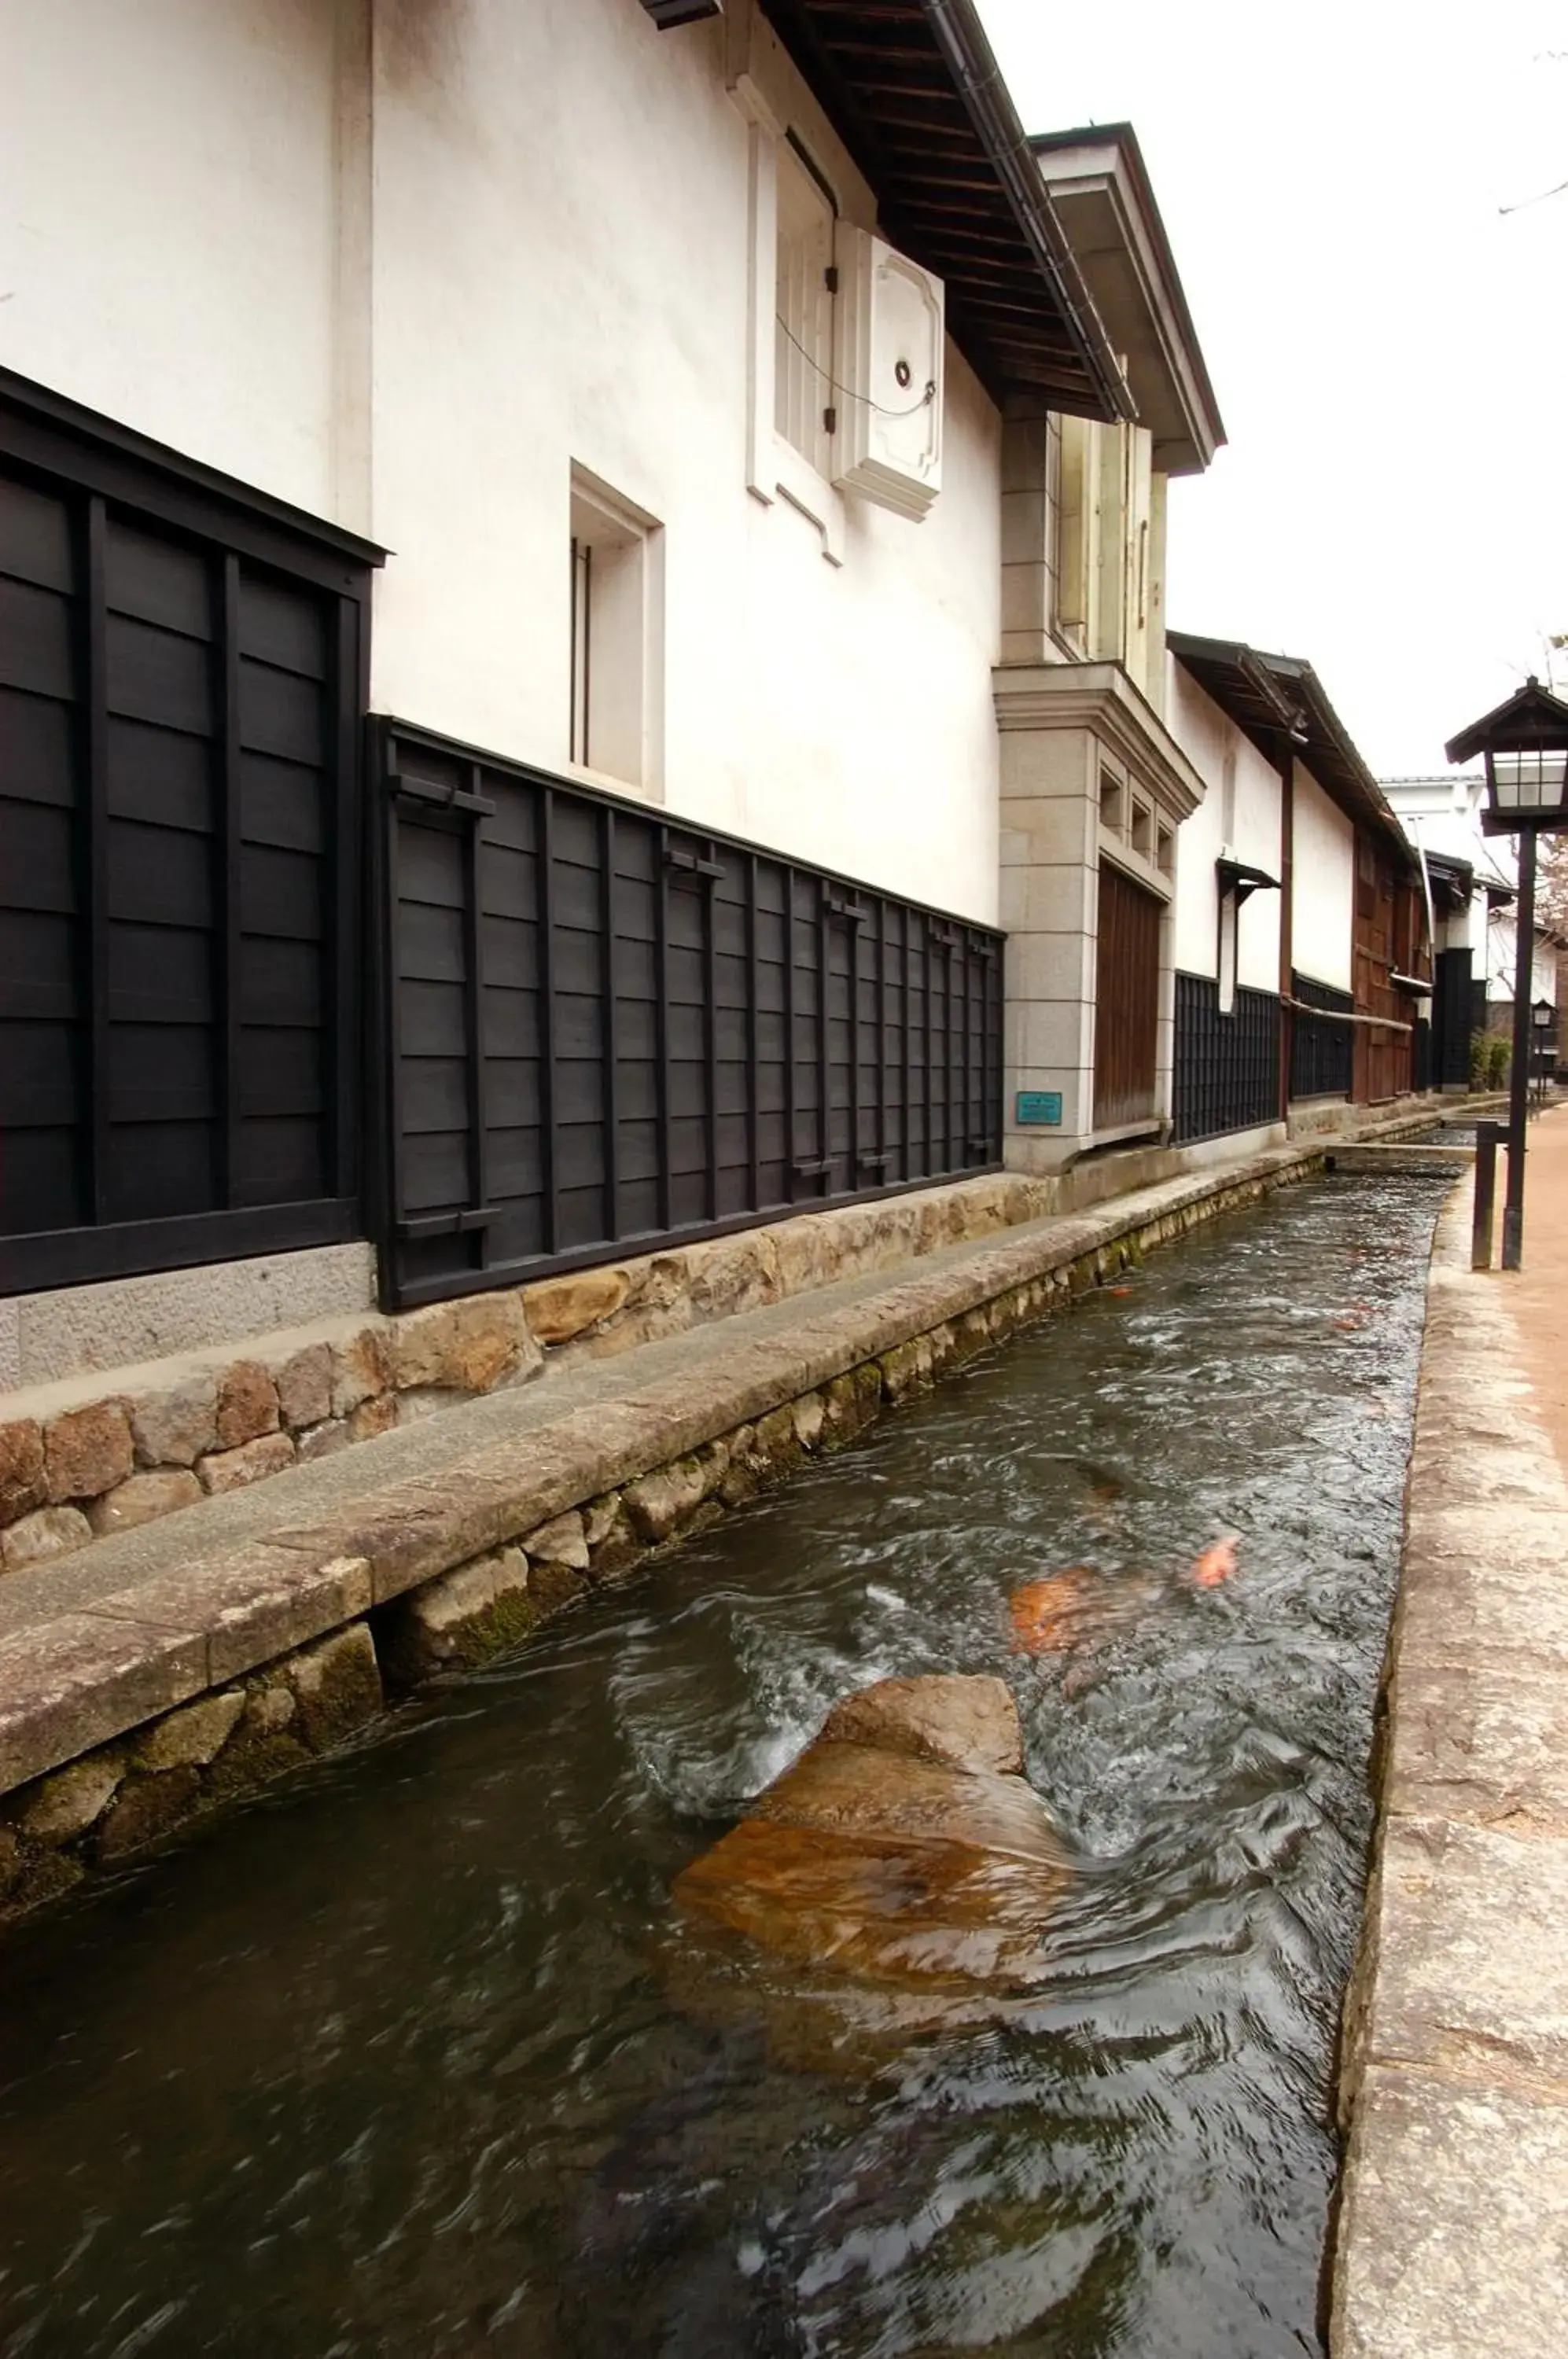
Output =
[{"x1": 1015, "y1": 1090, "x2": 1063, "y2": 1128}]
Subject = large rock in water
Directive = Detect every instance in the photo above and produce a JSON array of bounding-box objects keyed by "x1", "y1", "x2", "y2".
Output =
[{"x1": 668, "y1": 1675, "x2": 1070, "y2": 2064}]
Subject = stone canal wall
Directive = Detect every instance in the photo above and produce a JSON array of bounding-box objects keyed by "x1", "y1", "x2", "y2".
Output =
[
  {"x1": 1331, "y1": 1167, "x2": 1568, "y2": 2358},
  {"x1": 0, "y1": 1091, "x2": 1482, "y2": 1577},
  {"x1": 0, "y1": 1144, "x2": 1321, "y2": 1923},
  {"x1": 0, "y1": 1161, "x2": 1265, "y2": 1576}
]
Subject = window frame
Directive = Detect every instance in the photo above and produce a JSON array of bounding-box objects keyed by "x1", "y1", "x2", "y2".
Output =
[
  {"x1": 565, "y1": 465, "x2": 664, "y2": 803},
  {"x1": 774, "y1": 131, "x2": 839, "y2": 480},
  {"x1": 1216, "y1": 883, "x2": 1240, "y2": 1017},
  {"x1": 742, "y1": 122, "x2": 848, "y2": 565}
]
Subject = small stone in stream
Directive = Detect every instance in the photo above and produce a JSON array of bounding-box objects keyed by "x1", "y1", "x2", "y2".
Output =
[
  {"x1": 670, "y1": 1674, "x2": 1069, "y2": 2060},
  {"x1": 820, "y1": 1673, "x2": 1023, "y2": 1775}
]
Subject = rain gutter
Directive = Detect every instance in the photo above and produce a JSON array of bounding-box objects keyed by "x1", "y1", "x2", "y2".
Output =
[{"x1": 920, "y1": 0, "x2": 1135, "y2": 425}]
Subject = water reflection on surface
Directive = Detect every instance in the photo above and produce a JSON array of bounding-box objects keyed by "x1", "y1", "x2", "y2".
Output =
[{"x1": 0, "y1": 1176, "x2": 1443, "y2": 2358}]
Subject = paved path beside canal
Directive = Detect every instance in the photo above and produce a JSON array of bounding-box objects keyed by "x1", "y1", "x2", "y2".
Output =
[{"x1": 1332, "y1": 1103, "x2": 1568, "y2": 2357}]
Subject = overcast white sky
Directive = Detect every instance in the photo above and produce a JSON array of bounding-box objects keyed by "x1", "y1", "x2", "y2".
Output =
[{"x1": 980, "y1": 0, "x2": 1568, "y2": 778}]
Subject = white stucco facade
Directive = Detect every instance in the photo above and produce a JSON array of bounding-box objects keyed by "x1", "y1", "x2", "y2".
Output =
[
  {"x1": 0, "y1": 0, "x2": 1003, "y2": 920},
  {"x1": 1379, "y1": 775, "x2": 1556, "y2": 1008},
  {"x1": 1, "y1": 0, "x2": 346, "y2": 513},
  {"x1": 1485, "y1": 909, "x2": 1557, "y2": 1009},
  {"x1": 1290, "y1": 763, "x2": 1355, "y2": 992},
  {"x1": 1167, "y1": 661, "x2": 1283, "y2": 990}
]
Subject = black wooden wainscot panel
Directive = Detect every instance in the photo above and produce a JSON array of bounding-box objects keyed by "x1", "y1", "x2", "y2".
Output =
[
  {"x1": 1287, "y1": 971, "x2": 1355, "y2": 1103},
  {"x1": 0, "y1": 366, "x2": 382, "y2": 1296},
  {"x1": 1172, "y1": 972, "x2": 1280, "y2": 1146},
  {"x1": 1432, "y1": 948, "x2": 1473, "y2": 1090},
  {"x1": 373, "y1": 719, "x2": 1005, "y2": 1312}
]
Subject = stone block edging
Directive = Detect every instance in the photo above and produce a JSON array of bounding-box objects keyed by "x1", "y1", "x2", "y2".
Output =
[
  {"x1": 0, "y1": 1170, "x2": 1123, "y2": 1574},
  {"x1": 1330, "y1": 1173, "x2": 1568, "y2": 2357},
  {"x1": 0, "y1": 1145, "x2": 1317, "y2": 1923}
]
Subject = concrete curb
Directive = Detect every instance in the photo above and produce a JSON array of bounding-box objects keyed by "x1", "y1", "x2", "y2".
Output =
[{"x1": 1330, "y1": 1173, "x2": 1568, "y2": 2357}]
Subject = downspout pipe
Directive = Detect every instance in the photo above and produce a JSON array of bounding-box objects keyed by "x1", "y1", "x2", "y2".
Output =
[
  {"x1": 1408, "y1": 814, "x2": 1438, "y2": 987},
  {"x1": 920, "y1": 0, "x2": 1135, "y2": 425}
]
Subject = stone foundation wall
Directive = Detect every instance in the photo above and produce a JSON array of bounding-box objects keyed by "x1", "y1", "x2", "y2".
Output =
[
  {"x1": 0, "y1": 1174, "x2": 1063, "y2": 1577},
  {"x1": 0, "y1": 1165, "x2": 1295, "y2": 1927},
  {"x1": 5, "y1": 1102, "x2": 1487, "y2": 1580},
  {"x1": 0, "y1": 1624, "x2": 384, "y2": 1921}
]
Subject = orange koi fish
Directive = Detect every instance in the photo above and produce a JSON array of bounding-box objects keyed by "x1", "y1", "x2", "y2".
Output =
[
  {"x1": 1008, "y1": 1572, "x2": 1098, "y2": 1656},
  {"x1": 1188, "y1": 1535, "x2": 1239, "y2": 1589}
]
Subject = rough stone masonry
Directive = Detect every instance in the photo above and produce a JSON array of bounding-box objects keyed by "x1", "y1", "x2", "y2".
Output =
[{"x1": 0, "y1": 1148, "x2": 1319, "y2": 1923}]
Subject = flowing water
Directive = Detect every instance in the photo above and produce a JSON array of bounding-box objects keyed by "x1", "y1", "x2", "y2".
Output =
[{"x1": 0, "y1": 1175, "x2": 1445, "y2": 2359}]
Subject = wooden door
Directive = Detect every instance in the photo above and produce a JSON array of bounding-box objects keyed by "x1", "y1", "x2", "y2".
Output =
[
  {"x1": 1351, "y1": 835, "x2": 1410, "y2": 1102},
  {"x1": 1094, "y1": 860, "x2": 1161, "y2": 1130}
]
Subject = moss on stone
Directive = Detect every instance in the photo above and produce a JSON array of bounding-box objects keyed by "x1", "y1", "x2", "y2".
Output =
[
  {"x1": 207, "y1": 1729, "x2": 314, "y2": 1799},
  {"x1": 1, "y1": 1845, "x2": 84, "y2": 1919},
  {"x1": 96, "y1": 1767, "x2": 203, "y2": 1862},
  {"x1": 289, "y1": 1625, "x2": 383, "y2": 1751},
  {"x1": 455, "y1": 1588, "x2": 541, "y2": 1667},
  {"x1": 527, "y1": 1559, "x2": 589, "y2": 1617}
]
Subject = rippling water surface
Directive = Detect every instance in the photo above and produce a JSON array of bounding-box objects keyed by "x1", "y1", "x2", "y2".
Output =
[{"x1": 0, "y1": 1176, "x2": 1444, "y2": 2358}]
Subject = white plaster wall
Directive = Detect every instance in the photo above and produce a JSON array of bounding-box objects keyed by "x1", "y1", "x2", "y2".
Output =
[
  {"x1": 0, "y1": 0, "x2": 344, "y2": 516},
  {"x1": 1487, "y1": 911, "x2": 1557, "y2": 1007},
  {"x1": 2, "y1": 0, "x2": 1003, "y2": 922},
  {"x1": 1291, "y1": 762, "x2": 1355, "y2": 992},
  {"x1": 367, "y1": 0, "x2": 1002, "y2": 919},
  {"x1": 1166, "y1": 664, "x2": 1282, "y2": 989}
]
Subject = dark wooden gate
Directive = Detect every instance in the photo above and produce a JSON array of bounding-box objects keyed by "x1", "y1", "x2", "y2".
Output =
[
  {"x1": 1351, "y1": 832, "x2": 1418, "y2": 1102},
  {"x1": 0, "y1": 370, "x2": 377, "y2": 1295},
  {"x1": 1288, "y1": 972, "x2": 1354, "y2": 1101},
  {"x1": 374, "y1": 719, "x2": 1004, "y2": 1311},
  {"x1": 1093, "y1": 859, "x2": 1161, "y2": 1131}
]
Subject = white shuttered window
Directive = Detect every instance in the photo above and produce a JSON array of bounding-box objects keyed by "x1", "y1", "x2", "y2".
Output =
[{"x1": 775, "y1": 140, "x2": 836, "y2": 477}]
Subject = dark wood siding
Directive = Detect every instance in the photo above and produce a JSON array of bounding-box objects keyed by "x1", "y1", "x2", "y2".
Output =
[
  {"x1": 374, "y1": 719, "x2": 1004, "y2": 1312},
  {"x1": 1351, "y1": 831, "x2": 1419, "y2": 1102},
  {"x1": 1432, "y1": 947, "x2": 1474, "y2": 1088},
  {"x1": 1288, "y1": 972, "x2": 1354, "y2": 1102},
  {"x1": 1172, "y1": 973, "x2": 1279, "y2": 1144},
  {"x1": 0, "y1": 376, "x2": 375, "y2": 1295},
  {"x1": 1092, "y1": 859, "x2": 1161, "y2": 1131}
]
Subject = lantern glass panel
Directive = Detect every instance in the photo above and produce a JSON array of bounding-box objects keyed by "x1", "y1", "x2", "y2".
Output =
[{"x1": 1489, "y1": 749, "x2": 1568, "y2": 815}]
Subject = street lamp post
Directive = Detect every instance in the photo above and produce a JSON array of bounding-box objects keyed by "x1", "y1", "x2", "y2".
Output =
[
  {"x1": 1532, "y1": 997, "x2": 1555, "y2": 1107},
  {"x1": 1445, "y1": 677, "x2": 1568, "y2": 1271}
]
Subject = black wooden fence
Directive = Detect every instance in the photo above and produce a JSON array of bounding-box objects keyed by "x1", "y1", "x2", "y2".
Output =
[
  {"x1": 1171, "y1": 972, "x2": 1280, "y2": 1145},
  {"x1": 0, "y1": 370, "x2": 377, "y2": 1296},
  {"x1": 1287, "y1": 971, "x2": 1354, "y2": 1102},
  {"x1": 373, "y1": 719, "x2": 1004, "y2": 1311},
  {"x1": 1430, "y1": 948, "x2": 1473, "y2": 1090}
]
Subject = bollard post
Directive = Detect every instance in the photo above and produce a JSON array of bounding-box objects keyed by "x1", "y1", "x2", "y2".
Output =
[{"x1": 1473, "y1": 1119, "x2": 1501, "y2": 1270}]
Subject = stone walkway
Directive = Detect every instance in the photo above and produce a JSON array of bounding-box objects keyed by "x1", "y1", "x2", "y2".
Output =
[{"x1": 1331, "y1": 1104, "x2": 1568, "y2": 2356}]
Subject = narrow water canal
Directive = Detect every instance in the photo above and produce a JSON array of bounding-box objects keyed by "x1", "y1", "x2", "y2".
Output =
[{"x1": 0, "y1": 1176, "x2": 1445, "y2": 2359}]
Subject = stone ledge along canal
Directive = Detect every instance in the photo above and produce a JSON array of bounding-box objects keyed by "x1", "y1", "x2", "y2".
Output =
[{"x1": 0, "y1": 1173, "x2": 1446, "y2": 2359}]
